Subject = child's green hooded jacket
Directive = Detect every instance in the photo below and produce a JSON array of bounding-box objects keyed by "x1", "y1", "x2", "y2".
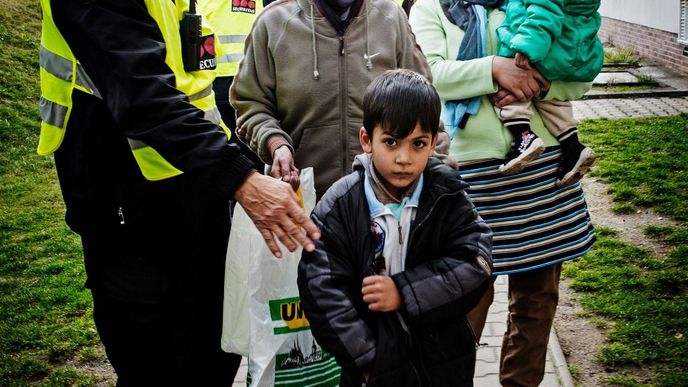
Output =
[{"x1": 497, "y1": 0, "x2": 604, "y2": 82}]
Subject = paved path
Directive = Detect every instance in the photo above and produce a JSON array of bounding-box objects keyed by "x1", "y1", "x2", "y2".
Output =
[
  {"x1": 473, "y1": 276, "x2": 572, "y2": 387},
  {"x1": 231, "y1": 96, "x2": 688, "y2": 387},
  {"x1": 572, "y1": 96, "x2": 688, "y2": 120}
]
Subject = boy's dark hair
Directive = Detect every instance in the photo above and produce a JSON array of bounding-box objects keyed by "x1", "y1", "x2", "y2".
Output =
[{"x1": 363, "y1": 69, "x2": 440, "y2": 139}]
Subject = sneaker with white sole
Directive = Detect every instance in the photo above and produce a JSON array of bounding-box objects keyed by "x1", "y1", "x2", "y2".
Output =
[
  {"x1": 556, "y1": 146, "x2": 596, "y2": 187},
  {"x1": 499, "y1": 135, "x2": 545, "y2": 175}
]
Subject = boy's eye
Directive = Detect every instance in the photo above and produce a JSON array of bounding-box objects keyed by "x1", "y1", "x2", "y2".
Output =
[
  {"x1": 383, "y1": 138, "x2": 397, "y2": 146},
  {"x1": 414, "y1": 140, "x2": 427, "y2": 148}
]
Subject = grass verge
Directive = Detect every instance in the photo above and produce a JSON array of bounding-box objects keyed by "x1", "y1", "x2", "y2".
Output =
[
  {"x1": 0, "y1": 0, "x2": 112, "y2": 385},
  {"x1": 563, "y1": 115, "x2": 688, "y2": 386},
  {"x1": 580, "y1": 115, "x2": 688, "y2": 221},
  {"x1": 604, "y1": 47, "x2": 641, "y2": 66}
]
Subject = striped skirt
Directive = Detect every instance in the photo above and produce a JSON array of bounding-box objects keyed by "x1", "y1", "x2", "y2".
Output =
[{"x1": 458, "y1": 148, "x2": 596, "y2": 275}]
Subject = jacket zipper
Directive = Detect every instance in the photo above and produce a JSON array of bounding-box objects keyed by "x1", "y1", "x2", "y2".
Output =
[
  {"x1": 397, "y1": 220, "x2": 403, "y2": 245},
  {"x1": 404, "y1": 190, "x2": 461, "y2": 385},
  {"x1": 118, "y1": 206, "x2": 125, "y2": 225},
  {"x1": 338, "y1": 33, "x2": 348, "y2": 181}
]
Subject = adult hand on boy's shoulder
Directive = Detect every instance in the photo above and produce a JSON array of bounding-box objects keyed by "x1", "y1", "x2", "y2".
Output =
[{"x1": 362, "y1": 275, "x2": 401, "y2": 312}]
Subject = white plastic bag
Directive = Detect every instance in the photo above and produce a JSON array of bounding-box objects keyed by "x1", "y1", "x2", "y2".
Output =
[
  {"x1": 221, "y1": 168, "x2": 341, "y2": 386},
  {"x1": 221, "y1": 200, "x2": 252, "y2": 356}
]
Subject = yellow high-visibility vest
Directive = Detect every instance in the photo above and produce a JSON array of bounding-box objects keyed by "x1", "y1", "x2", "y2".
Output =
[
  {"x1": 200, "y1": 0, "x2": 264, "y2": 77},
  {"x1": 38, "y1": 0, "x2": 231, "y2": 181}
]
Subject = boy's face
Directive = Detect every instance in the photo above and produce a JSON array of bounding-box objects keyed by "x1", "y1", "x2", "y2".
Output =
[{"x1": 359, "y1": 123, "x2": 437, "y2": 198}]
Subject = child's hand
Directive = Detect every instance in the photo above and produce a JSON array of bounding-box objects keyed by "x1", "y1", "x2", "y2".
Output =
[
  {"x1": 514, "y1": 52, "x2": 532, "y2": 70},
  {"x1": 490, "y1": 88, "x2": 518, "y2": 108},
  {"x1": 362, "y1": 275, "x2": 401, "y2": 312}
]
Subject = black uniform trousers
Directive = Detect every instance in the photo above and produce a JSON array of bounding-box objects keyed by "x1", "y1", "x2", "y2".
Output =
[{"x1": 54, "y1": 91, "x2": 242, "y2": 386}]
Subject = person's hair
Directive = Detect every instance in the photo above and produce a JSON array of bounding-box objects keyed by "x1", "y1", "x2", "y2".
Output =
[{"x1": 363, "y1": 69, "x2": 440, "y2": 139}]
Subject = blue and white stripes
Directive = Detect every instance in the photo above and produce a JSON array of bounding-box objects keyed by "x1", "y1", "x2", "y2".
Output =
[{"x1": 458, "y1": 149, "x2": 596, "y2": 275}]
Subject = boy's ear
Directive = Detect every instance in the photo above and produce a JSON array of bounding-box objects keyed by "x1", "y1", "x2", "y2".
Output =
[
  {"x1": 359, "y1": 126, "x2": 373, "y2": 153},
  {"x1": 430, "y1": 132, "x2": 438, "y2": 152}
]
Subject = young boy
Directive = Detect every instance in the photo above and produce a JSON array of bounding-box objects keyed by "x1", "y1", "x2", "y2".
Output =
[
  {"x1": 297, "y1": 69, "x2": 493, "y2": 386},
  {"x1": 494, "y1": 0, "x2": 602, "y2": 186}
]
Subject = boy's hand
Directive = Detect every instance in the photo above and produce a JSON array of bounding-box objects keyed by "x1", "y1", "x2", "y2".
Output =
[
  {"x1": 362, "y1": 275, "x2": 401, "y2": 312},
  {"x1": 514, "y1": 52, "x2": 531, "y2": 70}
]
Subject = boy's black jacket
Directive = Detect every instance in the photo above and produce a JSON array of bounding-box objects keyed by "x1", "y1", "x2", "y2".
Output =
[{"x1": 297, "y1": 157, "x2": 493, "y2": 386}]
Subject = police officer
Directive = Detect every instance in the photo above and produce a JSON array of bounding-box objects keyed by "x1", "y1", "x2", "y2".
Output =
[{"x1": 38, "y1": 0, "x2": 319, "y2": 385}]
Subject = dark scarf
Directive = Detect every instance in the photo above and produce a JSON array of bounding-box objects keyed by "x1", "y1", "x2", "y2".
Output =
[
  {"x1": 315, "y1": 0, "x2": 363, "y2": 34},
  {"x1": 440, "y1": 0, "x2": 503, "y2": 61},
  {"x1": 439, "y1": 0, "x2": 503, "y2": 132}
]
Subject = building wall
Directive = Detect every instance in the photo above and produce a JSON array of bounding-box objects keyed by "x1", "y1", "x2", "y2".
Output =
[
  {"x1": 599, "y1": 0, "x2": 679, "y2": 33},
  {"x1": 598, "y1": 11, "x2": 688, "y2": 74}
]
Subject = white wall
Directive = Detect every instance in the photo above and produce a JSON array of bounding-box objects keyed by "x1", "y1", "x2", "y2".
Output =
[{"x1": 599, "y1": 0, "x2": 680, "y2": 33}]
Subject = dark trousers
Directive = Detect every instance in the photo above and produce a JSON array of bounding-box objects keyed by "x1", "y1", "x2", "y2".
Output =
[
  {"x1": 79, "y1": 176, "x2": 242, "y2": 386},
  {"x1": 468, "y1": 264, "x2": 562, "y2": 387},
  {"x1": 92, "y1": 293, "x2": 241, "y2": 386}
]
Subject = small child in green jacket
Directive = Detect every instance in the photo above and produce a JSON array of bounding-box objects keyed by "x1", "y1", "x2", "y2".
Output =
[{"x1": 495, "y1": 0, "x2": 602, "y2": 187}]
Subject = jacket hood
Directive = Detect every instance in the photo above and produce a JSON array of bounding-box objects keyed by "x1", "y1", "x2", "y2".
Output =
[
  {"x1": 352, "y1": 152, "x2": 370, "y2": 170},
  {"x1": 298, "y1": 0, "x2": 376, "y2": 80}
]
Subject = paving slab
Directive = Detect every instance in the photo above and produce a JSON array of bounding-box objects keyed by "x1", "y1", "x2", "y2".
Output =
[{"x1": 593, "y1": 71, "x2": 642, "y2": 85}]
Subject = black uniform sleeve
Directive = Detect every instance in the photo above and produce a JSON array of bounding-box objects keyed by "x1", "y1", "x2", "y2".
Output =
[{"x1": 51, "y1": 0, "x2": 254, "y2": 198}]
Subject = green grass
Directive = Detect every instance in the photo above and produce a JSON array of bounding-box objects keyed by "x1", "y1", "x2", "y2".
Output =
[
  {"x1": 0, "y1": 0, "x2": 112, "y2": 385},
  {"x1": 591, "y1": 84, "x2": 656, "y2": 92},
  {"x1": 604, "y1": 47, "x2": 641, "y2": 66},
  {"x1": 563, "y1": 230, "x2": 688, "y2": 385},
  {"x1": 580, "y1": 115, "x2": 688, "y2": 221},
  {"x1": 2, "y1": 1, "x2": 687, "y2": 386},
  {"x1": 561, "y1": 116, "x2": 688, "y2": 385}
]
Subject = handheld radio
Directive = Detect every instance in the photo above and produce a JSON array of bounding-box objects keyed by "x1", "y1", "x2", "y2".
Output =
[{"x1": 179, "y1": 1, "x2": 216, "y2": 71}]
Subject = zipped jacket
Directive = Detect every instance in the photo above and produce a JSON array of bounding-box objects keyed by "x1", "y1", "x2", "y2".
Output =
[
  {"x1": 297, "y1": 157, "x2": 493, "y2": 385},
  {"x1": 230, "y1": 0, "x2": 430, "y2": 195},
  {"x1": 497, "y1": 0, "x2": 604, "y2": 82}
]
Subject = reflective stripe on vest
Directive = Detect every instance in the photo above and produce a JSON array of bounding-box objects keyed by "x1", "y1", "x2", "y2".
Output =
[
  {"x1": 126, "y1": 85, "x2": 222, "y2": 181},
  {"x1": 39, "y1": 0, "x2": 230, "y2": 181},
  {"x1": 38, "y1": 45, "x2": 101, "y2": 132},
  {"x1": 200, "y1": 0, "x2": 262, "y2": 77},
  {"x1": 216, "y1": 34, "x2": 246, "y2": 65},
  {"x1": 37, "y1": 0, "x2": 99, "y2": 156}
]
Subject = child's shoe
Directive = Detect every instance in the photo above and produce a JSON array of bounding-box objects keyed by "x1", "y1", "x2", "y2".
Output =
[
  {"x1": 499, "y1": 129, "x2": 545, "y2": 175},
  {"x1": 556, "y1": 146, "x2": 596, "y2": 187}
]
